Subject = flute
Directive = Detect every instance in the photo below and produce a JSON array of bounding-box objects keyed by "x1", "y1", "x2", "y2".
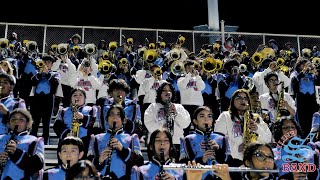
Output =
[{"x1": 163, "y1": 164, "x2": 279, "y2": 173}]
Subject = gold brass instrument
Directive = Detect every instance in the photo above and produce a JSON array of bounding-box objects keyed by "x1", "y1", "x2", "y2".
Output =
[
  {"x1": 274, "y1": 81, "x2": 284, "y2": 123},
  {"x1": 241, "y1": 51, "x2": 249, "y2": 58},
  {"x1": 170, "y1": 60, "x2": 185, "y2": 76},
  {"x1": 108, "y1": 41, "x2": 118, "y2": 51},
  {"x1": 22, "y1": 40, "x2": 29, "y2": 47},
  {"x1": 9, "y1": 44, "x2": 15, "y2": 51},
  {"x1": 35, "y1": 59, "x2": 45, "y2": 71},
  {"x1": 84, "y1": 43, "x2": 97, "y2": 55},
  {"x1": 194, "y1": 61, "x2": 201, "y2": 72},
  {"x1": 57, "y1": 43, "x2": 69, "y2": 55},
  {"x1": 148, "y1": 43, "x2": 156, "y2": 50},
  {"x1": 276, "y1": 57, "x2": 289, "y2": 74},
  {"x1": 137, "y1": 46, "x2": 147, "y2": 58},
  {"x1": 50, "y1": 44, "x2": 58, "y2": 52},
  {"x1": 302, "y1": 48, "x2": 312, "y2": 58},
  {"x1": 71, "y1": 100, "x2": 82, "y2": 137},
  {"x1": 102, "y1": 51, "x2": 110, "y2": 60},
  {"x1": 312, "y1": 57, "x2": 320, "y2": 68},
  {"x1": 98, "y1": 60, "x2": 113, "y2": 75},
  {"x1": 26, "y1": 41, "x2": 38, "y2": 52},
  {"x1": 119, "y1": 58, "x2": 129, "y2": 66},
  {"x1": 143, "y1": 49, "x2": 158, "y2": 64},
  {"x1": 177, "y1": 35, "x2": 186, "y2": 46},
  {"x1": 202, "y1": 56, "x2": 216, "y2": 73},
  {"x1": 127, "y1": 38, "x2": 134, "y2": 46},
  {"x1": 243, "y1": 103, "x2": 259, "y2": 146},
  {"x1": 163, "y1": 164, "x2": 279, "y2": 173},
  {"x1": 153, "y1": 67, "x2": 163, "y2": 77},
  {"x1": 212, "y1": 42, "x2": 220, "y2": 53},
  {"x1": 196, "y1": 49, "x2": 208, "y2": 58},
  {"x1": 239, "y1": 64, "x2": 247, "y2": 73},
  {"x1": 215, "y1": 59, "x2": 223, "y2": 71},
  {"x1": 260, "y1": 47, "x2": 275, "y2": 60},
  {"x1": 170, "y1": 48, "x2": 181, "y2": 61},
  {"x1": 0, "y1": 38, "x2": 9, "y2": 49},
  {"x1": 73, "y1": 45, "x2": 80, "y2": 53},
  {"x1": 251, "y1": 52, "x2": 263, "y2": 65}
]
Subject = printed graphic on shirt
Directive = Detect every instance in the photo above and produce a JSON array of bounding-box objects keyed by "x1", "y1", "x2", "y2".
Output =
[
  {"x1": 268, "y1": 97, "x2": 276, "y2": 110},
  {"x1": 157, "y1": 108, "x2": 166, "y2": 122},
  {"x1": 232, "y1": 121, "x2": 242, "y2": 138},
  {"x1": 59, "y1": 63, "x2": 69, "y2": 73},
  {"x1": 186, "y1": 80, "x2": 198, "y2": 91},
  {"x1": 151, "y1": 81, "x2": 160, "y2": 90},
  {"x1": 77, "y1": 79, "x2": 92, "y2": 91}
]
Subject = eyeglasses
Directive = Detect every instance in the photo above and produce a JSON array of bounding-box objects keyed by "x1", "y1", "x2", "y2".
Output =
[
  {"x1": 282, "y1": 125, "x2": 297, "y2": 130},
  {"x1": 254, "y1": 151, "x2": 274, "y2": 162},
  {"x1": 235, "y1": 95, "x2": 249, "y2": 101}
]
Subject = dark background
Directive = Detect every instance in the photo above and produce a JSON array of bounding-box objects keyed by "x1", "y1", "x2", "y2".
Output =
[{"x1": 1, "y1": 0, "x2": 318, "y2": 35}]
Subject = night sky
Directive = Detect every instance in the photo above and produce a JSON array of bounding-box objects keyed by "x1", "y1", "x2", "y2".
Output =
[{"x1": 1, "y1": 0, "x2": 318, "y2": 36}]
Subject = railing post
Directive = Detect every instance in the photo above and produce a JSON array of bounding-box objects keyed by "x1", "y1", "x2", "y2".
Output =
[
  {"x1": 297, "y1": 35, "x2": 301, "y2": 57},
  {"x1": 4, "y1": 23, "x2": 8, "y2": 39},
  {"x1": 81, "y1": 27, "x2": 85, "y2": 43},
  {"x1": 42, "y1": 25, "x2": 47, "y2": 55},
  {"x1": 220, "y1": 20, "x2": 225, "y2": 45}
]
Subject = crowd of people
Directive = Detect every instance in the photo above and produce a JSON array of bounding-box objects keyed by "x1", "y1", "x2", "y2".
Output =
[{"x1": 0, "y1": 32, "x2": 319, "y2": 179}]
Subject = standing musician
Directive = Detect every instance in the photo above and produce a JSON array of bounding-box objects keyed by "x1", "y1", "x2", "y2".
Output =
[
  {"x1": 0, "y1": 108, "x2": 44, "y2": 179},
  {"x1": 131, "y1": 128, "x2": 184, "y2": 180},
  {"x1": 144, "y1": 82, "x2": 191, "y2": 161},
  {"x1": 214, "y1": 89, "x2": 272, "y2": 168},
  {"x1": 87, "y1": 105, "x2": 144, "y2": 179},
  {"x1": 0, "y1": 72, "x2": 26, "y2": 134},
  {"x1": 53, "y1": 88, "x2": 97, "y2": 158},
  {"x1": 179, "y1": 106, "x2": 227, "y2": 179},
  {"x1": 29, "y1": 55, "x2": 60, "y2": 145},
  {"x1": 95, "y1": 79, "x2": 142, "y2": 137},
  {"x1": 259, "y1": 72, "x2": 296, "y2": 124}
]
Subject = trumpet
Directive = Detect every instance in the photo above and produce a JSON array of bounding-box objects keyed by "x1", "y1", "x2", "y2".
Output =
[
  {"x1": 0, "y1": 38, "x2": 9, "y2": 49},
  {"x1": 312, "y1": 57, "x2": 320, "y2": 67},
  {"x1": 153, "y1": 67, "x2": 163, "y2": 77},
  {"x1": 148, "y1": 43, "x2": 156, "y2": 50},
  {"x1": 98, "y1": 60, "x2": 113, "y2": 75},
  {"x1": 239, "y1": 64, "x2": 247, "y2": 73},
  {"x1": 212, "y1": 42, "x2": 220, "y2": 53},
  {"x1": 9, "y1": 44, "x2": 15, "y2": 51},
  {"x1": 215, "y1": 59, "x2": 223, "y2": 71},
  {"x1": 57, "y1": 43, "x2": 69, "y2": 55},
  {"x1": 119, "y1": 58, "x2": 129, "y2": 66},
  {"x1": 176, "y1": 35, "x2": 186, "y2": 45},
  {"x1": 162, "y1": 164, "x2": 279, "y2": 173},
  {"x1": 35, "y1": 59, "x2": 45, "y2": 70},
  {"x1": 108, "y1": 41, "x2": 118, "y2": 51},
  {"x1": 73, "y1": 45, "x2": 81, "y2": 53},
  {"x1": 50, "y1": 44, "x2": 58, "y2": 52}
]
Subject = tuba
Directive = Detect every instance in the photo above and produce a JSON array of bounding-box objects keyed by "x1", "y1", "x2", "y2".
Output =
[
  {"x1": 170, "y1": 60, "x2": 185, "y2": 76},
  {"x1": 57, "y1": 43, "x2": 69, "y2": 55},
  {"x1": 84, "y1": 43, "x2": 97, "y2": 55},
  {"x1": 202, "y1": 56, "x2": 217, "y2": 73},
  {"x1": 170, "y1": 48, "x2": 181, "y2": 61},
  {"x1": 143, "y1": 49, "x2": 158, "y2": 64}
]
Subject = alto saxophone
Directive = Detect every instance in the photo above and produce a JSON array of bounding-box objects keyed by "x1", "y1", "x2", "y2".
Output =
[
  {"x1": 71, "y1": 100, "x2": 82, "y2": 137},
  {"x1": 243, "y1": 104, "x2": 259, "y2": 146},
  {"x1": 274, "y1": 81, "x2": 284, "y2": 123}
]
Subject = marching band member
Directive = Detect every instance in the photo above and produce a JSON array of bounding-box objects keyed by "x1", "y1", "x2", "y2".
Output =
[
  {"x1": 291, "y1": 60, "x2": 320, "y2": 137},
  {"x1": 259, "y1": 72, "x2": 296, "y2": 124},
  {"x1": 0, "y1": 72, "x2": 26, "y2": 134},
  {"x1": 42, "y1": 136, "x2": 85, "y2": 180},
  {"x1": 87, "y1": 105, "x2": 144, "y2": 179},
  {"x1": 29, "y1": 55, "x2": 60, "y2": 145},
  {"x1": 0, "y1": 108, "x2": 44, "y2": 179},
  {"x1": 177, "y1": 60, "x2": 205, "y2": 135},
  {"x1": 95, "y1": 79, "x2": 142, "y2": 137},
  {"x1": 51, "y1": 49, "x2": 77, "y2": 108},
  {"x1": 144, "y1": 82, "x2": 190, "y2": 161},
  {"x1": 180, "y1": 106, "x2": 227, "y2": 179},
  {"x1": 214, "y1": 89, "x2": 272, "y2": 167},
  {"x1": 69, "y1": 59, "x2": 101, "y2": 106},
  {"x1": 131, "y1": 128, "x2": 183, "y2": 180},
  {"x1": 65, "y1": 160, "x2": 101, "y2": 180},
  {"x1": 271, "y1": 109, "x2": 318, "y2": 179},
  {"x1": 53, "y1": 88, "x2": 97, "y2": 157}
]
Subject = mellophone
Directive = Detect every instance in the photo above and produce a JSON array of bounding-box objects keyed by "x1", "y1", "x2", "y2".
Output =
[{"x1": 163, "y1": 164, "x2": 279, "y2": 173}]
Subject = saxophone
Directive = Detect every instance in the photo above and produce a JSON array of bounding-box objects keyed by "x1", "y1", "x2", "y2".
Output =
[
  {"x1": 164, "y1": 92, "x2": 174, "y2": 136},
  {"x1": 274, "y1": 81, "x2": 284, "y2": 123},
  {"x1": 71, "y1": 100, "x2": 82, "y2": 137},
  {"x1": 243, "y1": 104, "x2": 259, "y2": 146}
]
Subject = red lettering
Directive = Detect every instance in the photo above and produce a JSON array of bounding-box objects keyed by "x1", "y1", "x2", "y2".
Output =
[
  {"x1": 282, "y1": 163, "x2": 290, "y2": 172},
  {"x1": 297, "y1": 163, "x2": 306, "y2": 172},
  {"x1": 307, "y1": 163, "x2": 316, "y2": 172}
]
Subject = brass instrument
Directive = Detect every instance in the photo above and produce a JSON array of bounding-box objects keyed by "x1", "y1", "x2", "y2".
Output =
[
  {"x1": 170, "y1": 60, "x2": 185, "y2": 76},
  {"x1": 0, "y1": 125, "x2": 18, "y2": 175},
  {"x1": 163, "y1": 164, "x2": 279, "y2": 173},
  {"x1": 148, "y1": 43, "x2": 156, "y2": 50},
  {"x1": 104, "y1": 122, "x2": 116, "y2": 179},
  {"x1": 35, "y1": 59, "x2": 45, "y2": 71},
  {"x1": 137, "y1": 46, "x2": 147, "y2": 58},
  {"x1": 276, "y1": 57, "x2": 289, "y2": 74},
  {"x1": 176, "y1": 35, "x2": 186, "y2": 46},
  {"x1": 302, "y1": 48, "x2": 312, "y2": 58},
  {"x1": 312, "y1": 57, "x2": 320, "y2": 68},
  {"x1": 71, "y1": 100, "x2": 82, "y2": 137},
  {"x1": 274, "y1": 82, "x2": 284, "y2": 123},
  {"x1": 243, "y1": 104, "x2": 259, "y2": 146},
  {"x1": 215, "y1": 59, "x2": 223, "y2": 71},
  {"x1": 251, "y1": 52, "x2": 263, "y2": 65},
  {"x1": 196, "y1": 49, "x2": 208, "y2": 58},
  {"x1": 26, "y1": 41, "x2": 38, "y2": 52},
  {"x1": 127, "y1": 38, "x2": 134, "y2": 46},
  {"x1": 108, "y1": 41, "x2": 118, "y2": 51},
  {"x1": 143, "y1": 49, "x2": 158, "y2": 64},
  {"x1": 50, "y1": 44, "x2": 58, "y2": 52},
  {"x1": 73, "y1": 45, "x2": 80, "y2": 53},
  {"x1": 154, "y1": 67, "x2": 163, "y2": 77},
  {"x1": 170, "y1": 48, "x2": 181, "y2": 61},
  {"x1": 239, "y1": 64, "x2": 247, "y2": 73},
  {"x1": 119, "y1": 58, "x2": 128, "y2": 66},
  {"x1": 102, "y1": 51, "x2": 110, "y2": 60},
  {"x1": 212, "y1": 42, "x2": 220, "y2": 53},
  {"x1": 193, "y1": 61, "x2": 201, "y2": 72},
  {"x1": 98, "y1": 60, "x2": 113, "y2": 75},
  {"x1": 0, "y1": 38, "x2": 9, "y2": 49},
  {"x1": 260, "y1": 47, "x2": 275, "y2": 60},
  {"x1": 164, "y1": 92, "x2": 174, "y2": 136},
  {"x1": 84, "y1": 43, "x2": 97, "y2": 55},
  {"x1": 9, "y1": 44, "x2": 15, "y2": 51},
  {"x1": 57, "y1": 43, "x2": 69, "y2": 55},
  {"x1": 202, "y1": 56, "x2": 216, "y2": 73},
  {"x1": 241, "y1": 51, "x2": 249, "y2": 58}
]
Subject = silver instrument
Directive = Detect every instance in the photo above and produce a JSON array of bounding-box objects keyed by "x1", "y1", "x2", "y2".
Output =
[{"x1": 163, "y1": 164, "x2": 279, "y2": 173}]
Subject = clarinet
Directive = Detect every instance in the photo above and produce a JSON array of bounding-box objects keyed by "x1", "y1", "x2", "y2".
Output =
[
  {"x1": 164, "y1": 92, "x2": 174, "y2": 136},
  {"x1": 204, "y1": 124, "x2": 216, "y2": 162},
  {"x1": 0, "y1": 125, "x2": 18, "y2": 175},
  {"x1": 104, "y1": 122, "x2": 116, "y2": 179},
  {"x1": 159, "y1": 149, "x2": 165, "y2": 180}
]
